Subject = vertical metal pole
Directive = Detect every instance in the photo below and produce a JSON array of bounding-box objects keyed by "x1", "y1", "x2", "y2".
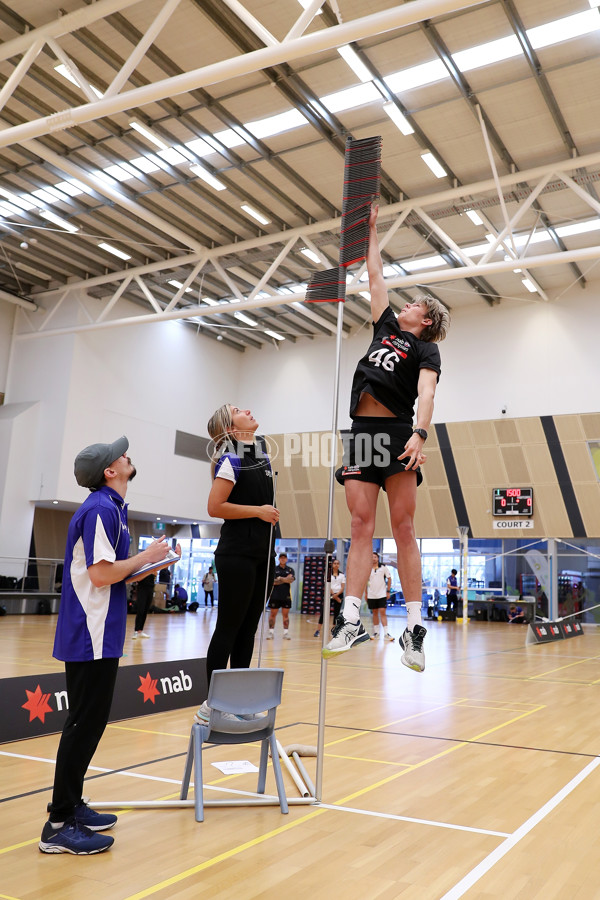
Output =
[
  {"x1": 548, "y1": 538, "x2": 558, "y2": 619},
  {"x1": 457, "y1": 526, "x2": 469, "y2": 625},
  {"x1": 257, "y1": 472, "x2": 277, "y2": 668},
  {"x1": 315, "y1": 301, "x2": 345, "y2": 801}
]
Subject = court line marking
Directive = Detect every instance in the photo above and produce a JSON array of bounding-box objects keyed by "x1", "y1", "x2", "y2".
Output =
[
  {"x1": 324, "y1": 752, "x2": 411, "y2": 766},
  {"x1": 440, "y1": 756, "x2": 600, "y2": 900},
  {"x1": 317, "y1": 803, "x2": 510, "y2": 837},
  {"x1": 0, "y1": 892, "x2": 22, "y2": 899},
  {"x1": 528, "y1": 656, "x2": 600, "y2": 679}
]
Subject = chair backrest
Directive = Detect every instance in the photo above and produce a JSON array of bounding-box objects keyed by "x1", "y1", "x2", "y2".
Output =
[{"x1": 207, "y1": 668, "x2": 284, "y2": 716}]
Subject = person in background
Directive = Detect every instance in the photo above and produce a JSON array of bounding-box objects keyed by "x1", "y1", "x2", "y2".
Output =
[
  {"x1": 323, "y1": 205, "x2": 449, "y2": 671},
  {"x1": 132, "y1": 571, "x2": 155, "y2": 639},
  {"x1": 367, "y1": 552, "x2": 394, "y2": 641},
  {"x1": 40, "y1": 436, "x2": 179, "y2": 855},
  {"x1": 446, "y1": 569, "x2": 459, "y2": 613},
  {"x1": 172, "y1": 582, "x2": 188, "y2": 612},
  {"x1": 314, "y1": 558, "x2": 345, "y2": 639},
  {"x1": 267, "y1": 552, "x2": 295, "y2": 640},
  {"x1": 196, "y1": 404, "x2": 278, "y2": 723},
  {"x1": 202, "y1": 566, "x2": 216, "y2": 606},
  {"x1": 508, "y1": 603, "x2": 526, "y2": 624}
]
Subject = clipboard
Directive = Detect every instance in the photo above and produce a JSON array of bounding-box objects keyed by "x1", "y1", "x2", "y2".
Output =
[{"x1": 126, "y1": 549, "x2": 179, "y2": 584}]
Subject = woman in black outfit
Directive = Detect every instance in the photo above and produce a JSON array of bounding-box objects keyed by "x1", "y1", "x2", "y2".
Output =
[{"x1": 196, "y1": 404, "x2": 278, "y2": 722}]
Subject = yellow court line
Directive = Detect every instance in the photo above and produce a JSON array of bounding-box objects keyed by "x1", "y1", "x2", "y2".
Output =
[
  {"x1": 324, "y1": 753, "x2": 411, "y2": 767},
  {"x1": 528, "y1": 657, "x2": 600, "y2": 679},
  {"x1": 335, "y1": 705, "x2": 544, "y2": 807},
  {"x1": 324, "y1": 700, "x2": 466, "y2": 748},
  {"x1": 0, "y1": 838, "x2": 39, "y2": 855},
  {"x1": 123, "y1": 808, "x2": 327, "y2": 900},
  {"x1": 107, "y1": 724, "x2": 190, "y2": 739},
  {"x1": 0, "y1": 893, "x2": 23, "y2": 900}
]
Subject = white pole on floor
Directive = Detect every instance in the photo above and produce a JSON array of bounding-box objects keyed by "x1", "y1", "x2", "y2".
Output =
[{"x1": 315, "y1": 300, "x2": 345, "y2": 801}]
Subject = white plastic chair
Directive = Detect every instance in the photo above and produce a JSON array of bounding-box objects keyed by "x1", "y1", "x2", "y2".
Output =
[{"x1": 180, "y1": 668, "x2": 288, "y2": 822}]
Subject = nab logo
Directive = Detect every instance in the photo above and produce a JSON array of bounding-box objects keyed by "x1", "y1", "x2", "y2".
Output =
[
  {"x1": 137, "y1": 669, "x2": 193, "y2": 704},
  {"x1": 21, "y1": 683, "x2": 69, "y2": 723}
]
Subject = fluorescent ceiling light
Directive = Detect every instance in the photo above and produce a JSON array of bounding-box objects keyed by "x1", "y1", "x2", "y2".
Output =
[
  {"x1": 54, "y1": 64, "x2": 103, "y2": 98},
  {"x1": 168, "y1": 280, "x2": 193, "y2": 293},
  {"x1": 129, "y1": 119, "x2": 168, "y2": 150},
  {"x1": 382, "y1": 102, "x2": 414, "y2": 136},
  {"x1": 522, "y1": 277, "x2": 538, "y2": 293},
  {"x1": 190, "y1": 164, "x2": 226, "y2": 191},
  {"x1": 265, "y1": 329, "x2": 285, "y2": 340},
  {"x1": 241, "y1": 204, "x2": 270, "y2": 225},
  {"x1": 234, "y1": 311, "x2": 258, "y2": 326},
  {"x1": 421, "y1": 152, "x2": 447, "y2": 178},
  {"x1": 202, "y1": 296, "x2": 219, "y2": 306},
  {"x1": 40, "y1": 210, "x2": 79, "y2": 232},
  {"x1": 465, "y1": 209, "x2": 484, "y2": 226},
  {"x1": 98, "y1": 242, "x2": 131, "y2": 260},
  {"x1": 300, "y1": 247, "x2": 321, "y2": 264},
  {"x1": 337, "y1": 45, "x2": 372, "y2": 83}
]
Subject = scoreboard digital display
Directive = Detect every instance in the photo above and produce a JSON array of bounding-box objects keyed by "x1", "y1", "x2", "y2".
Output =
[{"x1": 493, "y1": 487, "x2": 533, "y2": 516}]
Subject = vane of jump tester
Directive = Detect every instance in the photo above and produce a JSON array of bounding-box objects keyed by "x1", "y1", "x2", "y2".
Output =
[{"x1": 305, "y1": 134, "x2": 382, "y2": 303}]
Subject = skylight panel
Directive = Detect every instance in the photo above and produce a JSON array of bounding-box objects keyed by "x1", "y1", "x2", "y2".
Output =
[
  {"x1": 0, "y1": 187, "x2": 35, "y2": 211},
  {"x1": 157, "y1": 147, "x2": 188, "y2": 166},
  {"x1": 129, "y1": 156, "x2": 160, "y2": 174},
  {"x1": 528, "y1": 9, "x2": 600, "y2": 50},
  {"x1": 453, "y1": 34, "x2": 521, "y2": 72},
  {"x1": 54, "y1": 180, "x2": 84, "y2": 197},
  {"x1": 0, "y1": 201, "x2": 22, "y2": 216},
  {"x1": 320, "y1": 82, "x2": 380, "y2": 114},
  {"x1": 103, "y1": 164, "x2": 134, "y2": 182},
  {"x1": 213, "y1": 129, "x2": 246, "y2": 149},
  {"x1": 186, "y1": 137, "x2": 214, "y2": 157},
  {"x1": 402, "y1": 255, "x2": 446, "y2": 271},
  {"x1": 385, "y1": 59, "x2": 448, "y2": 95},
  {"x1": 32, "y1": 188, "x2": 59, "y2": 205},
  {"x1": 246, "y1": 108, "x2": 308, "y2": 140},
  {"x1": 556, "y1": 218, "x2": 600, "y2": 237}
]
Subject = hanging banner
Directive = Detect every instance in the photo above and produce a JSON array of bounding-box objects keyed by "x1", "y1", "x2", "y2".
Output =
[{"x1": 524, "y1": 548, "x2": 550, "y2": 595}]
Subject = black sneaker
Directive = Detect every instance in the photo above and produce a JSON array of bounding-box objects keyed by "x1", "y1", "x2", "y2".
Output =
[
  {"x1": 322, "y1": 615, "x2": 370, "y2": 659},
  {"x1": 39, "y1": 818, "x2": 114, "y2": 854},
  {"x1": 399, "y1": 624, "x2": 427, "y2": 672}
]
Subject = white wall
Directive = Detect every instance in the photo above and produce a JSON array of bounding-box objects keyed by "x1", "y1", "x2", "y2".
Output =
[
  {"x1": 0, "y1": 302, "x2": 15, "y2": 395},
  {"x1": 240, "y1": 284, "x2": 600, "y2": 433}
]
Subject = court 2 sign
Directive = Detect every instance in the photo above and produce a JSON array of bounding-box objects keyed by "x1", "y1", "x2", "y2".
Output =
[{"x1": 493, "y1": 519, "x2": 535, "y2": 529}]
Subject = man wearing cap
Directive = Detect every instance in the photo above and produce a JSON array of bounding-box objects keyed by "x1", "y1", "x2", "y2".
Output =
[{"x1": 40, "y1": 436, "x2": 177, "y2": 855}]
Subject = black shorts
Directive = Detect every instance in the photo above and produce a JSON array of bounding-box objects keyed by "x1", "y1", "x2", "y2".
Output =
[
  {"x1": 367, "y1": 596, "x2": 387, "y2": 610},
  {"x1": 269, "y1": 596, "x2": 291, "y2": 610},
  {"x1": 336, "y1": 418, "x2": 423, "y2": 489}
]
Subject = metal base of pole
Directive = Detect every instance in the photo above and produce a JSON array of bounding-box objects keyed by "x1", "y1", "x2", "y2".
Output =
[{"x1": 90, "y1": 796, "x2": 316, "y2": 810}]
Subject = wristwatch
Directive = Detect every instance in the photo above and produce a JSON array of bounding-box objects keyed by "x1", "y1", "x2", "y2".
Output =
[{"x1": 413, "y1": 428, "x2": 428, "y2": 441}]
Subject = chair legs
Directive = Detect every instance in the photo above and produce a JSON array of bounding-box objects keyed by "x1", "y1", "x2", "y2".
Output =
[
  {"x1": 257, "y1": 738, "x2": 268, "y2": 794},
  {"x1": 268, "y1": 733, "x2": 289, "y2": 815},
  {"x1": 180, "y1": 729, "x2": 195, "y2": 801},
  {"x1": 192, "y1": 723, "x2": 204, "y2": 822}
]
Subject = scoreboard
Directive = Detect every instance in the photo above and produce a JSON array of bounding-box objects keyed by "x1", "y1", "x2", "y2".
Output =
[{"x1": 493, "y1": 487, "x2": 533, "y2": 516}]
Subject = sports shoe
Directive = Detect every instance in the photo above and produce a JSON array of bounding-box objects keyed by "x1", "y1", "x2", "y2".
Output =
[
  {"x1": 322, "y1": 616, "x2": 370, "y2": 659},
  {"x1": 399, "y1": 624, "x2": 427, "y2": 672},
  {"x1": 39, "y1": 818, "x2": 114, "y2": 855},
  {"x1": 385, "y1": 633, "x2": 394, "y2": 642},
  {"x1": 74, "y1": 801, "x2": 117, "y2": 831},
  {"x1": 283, "y1": 631, "x2": 291, "y2": 640},
  {"x1": 266, "y1": 629, "x2": 274, "y2": 640},
  {"x1": 313, "y1": 629, "x2": 320, "y2": 638},
  {"x1": 370, "y1": 632, "x2": 378, "y2": 641},
  {"x1": 194, "y1": 701, "x2": 245, "y2": 724}
]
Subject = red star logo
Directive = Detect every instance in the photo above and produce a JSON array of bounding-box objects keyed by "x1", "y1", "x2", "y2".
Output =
[
  {"x1": 138, "y1": 672, "x2": 161, "y2": 704},
  {"x1": 22, "y1": 684, "x2": 53, "y2": 723}
]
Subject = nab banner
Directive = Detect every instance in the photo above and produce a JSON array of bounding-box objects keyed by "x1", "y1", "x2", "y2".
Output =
[{"x1": 1, "y1": 657, "x2": 207, "y2": 745}]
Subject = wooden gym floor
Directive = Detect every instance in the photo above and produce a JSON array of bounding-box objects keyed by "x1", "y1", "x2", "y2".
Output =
[{"x1": 2, "y1": 610, "x2": 600, "y2": 899}]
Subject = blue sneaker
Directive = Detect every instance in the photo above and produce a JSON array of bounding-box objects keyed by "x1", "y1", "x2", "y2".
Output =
[
  {"x1": 74, "y1": 801, "x2": 117, "y2": 831},
  {"x1": 39, "y1": 818, "x2": 114, "y2": 854}
]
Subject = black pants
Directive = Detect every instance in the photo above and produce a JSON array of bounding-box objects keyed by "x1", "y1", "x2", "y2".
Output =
[
  {"x1": 319, "y1": 595, "x2": 342, "y2": 625},
  {"x1": 206, "y1": 554, "x2": 273, "y2": 692},
  {"x1": 134, "y1": 580, "x2": 154, "y2": 632},
  {"x1": 49, "y1": 658, "x2": 119, "y2": 822},
  {"x1": 204, "y1": 590, "x2": 214, "y2": 606}
]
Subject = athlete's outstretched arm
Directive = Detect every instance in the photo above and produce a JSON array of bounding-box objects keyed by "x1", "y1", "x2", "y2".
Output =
[{"x1": 366, "y1": 205, "x2": 389, "y2": 323}]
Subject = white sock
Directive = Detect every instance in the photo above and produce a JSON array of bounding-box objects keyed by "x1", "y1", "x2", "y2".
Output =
[
  {"x1": 406, "y1": 602, "x2": 422, "y2": 631},
  {"x1": 341, "y1": 595, "x2": 361, "y2": 624},
  {"x1": 50, "y1": 821, "x2": 64, "y2": 829}
]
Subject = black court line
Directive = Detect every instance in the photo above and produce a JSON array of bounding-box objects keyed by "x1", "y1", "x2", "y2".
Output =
[
  {"x1": 541, "y1": 415, "x2": 587, "y2": 537},
  {"x1": 0, "y1": 721, "x2": 301, "y2": 805},
  {"x1": 434, "y1": 422, "x2": 471, "y2": 536},
  {"x1": 299, "y1": 722, "x2": 600, "y2": 761}
]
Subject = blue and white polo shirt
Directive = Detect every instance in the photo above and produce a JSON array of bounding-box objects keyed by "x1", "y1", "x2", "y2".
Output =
[{"x1": 53, "y1": 485, "x2": 131, "y2": 662}]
